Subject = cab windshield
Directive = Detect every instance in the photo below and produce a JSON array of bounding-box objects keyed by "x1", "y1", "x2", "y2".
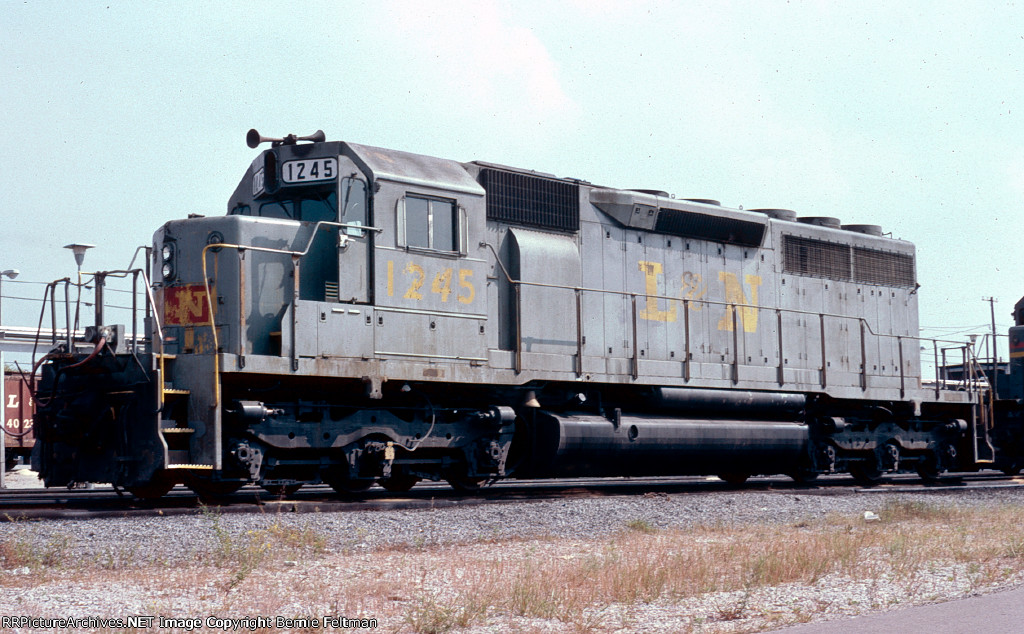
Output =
[{"x1": 257, "y1": 191, "x2": 337, "y2": 222}]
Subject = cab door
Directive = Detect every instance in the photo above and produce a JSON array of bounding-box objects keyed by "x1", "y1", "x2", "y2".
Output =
[
  {"x1": 374, "y1": 190, "x2": 487, "y2": 361},
  {"x1": 337, "y1": 175, "x2": 371, "y2": 303}
]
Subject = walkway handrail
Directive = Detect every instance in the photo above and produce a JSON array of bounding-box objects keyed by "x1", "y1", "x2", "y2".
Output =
[{"x1": 481, "y1": 240, "x2": 978, "y2": 392}]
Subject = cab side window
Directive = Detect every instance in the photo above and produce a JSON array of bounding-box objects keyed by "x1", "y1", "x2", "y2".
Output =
[
  {"x1": 340, "y1": 177, "x2": 368, "y2": 236},
  {"x1": 400, "y1": 194, "x2": 458, "y2": 252}
]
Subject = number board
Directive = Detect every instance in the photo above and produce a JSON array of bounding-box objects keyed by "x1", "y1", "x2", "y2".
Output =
[
  {"x1": 282, "y1": 158, "x2": 337, "y2": 184},
  {"x1": 252, "y1": 168, "x2": 265, "y2": 196}
]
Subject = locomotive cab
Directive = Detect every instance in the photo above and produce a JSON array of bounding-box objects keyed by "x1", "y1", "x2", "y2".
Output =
[{"x1": 142, "y1": 132, "x2": 506, "y2": 496}]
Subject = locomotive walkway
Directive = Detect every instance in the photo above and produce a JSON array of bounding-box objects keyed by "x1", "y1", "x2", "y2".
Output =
[
  {"x1": 770, "y1": 585, "x2": 1024, "y2": 633},
  {"x1": 0, "y1": 325, "x2": 88, "y2": 353}
]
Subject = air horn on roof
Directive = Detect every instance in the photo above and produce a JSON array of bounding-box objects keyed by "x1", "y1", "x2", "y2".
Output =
[{"x1": 246, "y1": 128, "x2": 326, "y2": 148}]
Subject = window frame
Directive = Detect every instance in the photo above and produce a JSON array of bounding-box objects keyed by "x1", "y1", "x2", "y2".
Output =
[
  {"x1": 396, "y1": 192, "x2": 467, "y2": 255},
  {"x1": 339, "y1": 176, "x2": 369, "y2": 237}
]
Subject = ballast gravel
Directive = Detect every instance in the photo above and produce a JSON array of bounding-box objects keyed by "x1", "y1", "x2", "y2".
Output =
[
  {"x1": 6, "y1": 487, "x2": 1024, "y2": 560},
  {"x1": 4, "y1": 477, "x2": 1024, "y2": 632}
]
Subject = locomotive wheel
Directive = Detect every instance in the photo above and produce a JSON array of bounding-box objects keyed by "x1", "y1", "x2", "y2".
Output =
[
  {"x1": 260, "y1": 484, "x2": 303, "y2": 497},
  {"x1": 127, "y1": 471, "x2": 177, "y2": 500},
  {"x1": 445, "y1": 475, "x2": 486, "y2": 492},
  {"x1": 326, "y1": 477, "x2": 374, "y2": 495},
  {"x1": 849, "y1": 463, "x2": 883, "y2": 487},
  {"x1": 378, "y1": 475, "x2": 421, "y2": 493},
  {"x1": 786, "y1": 469, "x2": 820, "y2": 484},
  {"x1": 717, "y1": 472, "x2": 750, "y2": 486},
  {"x1": 916, "y1": 456, "x2": 942, "y2": 482},
  {"x1": 188, "y1": 478, "x2": 243, "y2": 501},
  {"x1": 127, "y1": 479, "x2": 176, "y2": 500}
]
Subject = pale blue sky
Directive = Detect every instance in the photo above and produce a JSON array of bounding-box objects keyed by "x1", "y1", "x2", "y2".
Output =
[{"x1": 2, "y1": 0, "x2": 1022, "y2": 360}]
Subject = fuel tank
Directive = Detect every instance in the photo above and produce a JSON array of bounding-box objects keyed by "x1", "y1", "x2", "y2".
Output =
[
  {"x1": 650, "y1": 387, "x2": 806, "y2": 419},
  {"x1": 521, "y1": 411, "x2": 809, "y2": 477}
]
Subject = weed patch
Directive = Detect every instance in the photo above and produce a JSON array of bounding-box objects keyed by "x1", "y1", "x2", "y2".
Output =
[{"x1": 7, "y1": 499, "x2": 1024, "y2": 633}]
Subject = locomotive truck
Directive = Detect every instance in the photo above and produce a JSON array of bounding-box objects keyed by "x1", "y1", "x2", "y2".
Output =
[{"x1": 29, "y1": 130, "x2": 1002, "y2": 498}]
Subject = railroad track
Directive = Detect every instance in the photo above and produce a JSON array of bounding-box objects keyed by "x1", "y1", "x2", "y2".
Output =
[{"x1": 2, "y1": 472, "x2": 1022, "y2": 521}]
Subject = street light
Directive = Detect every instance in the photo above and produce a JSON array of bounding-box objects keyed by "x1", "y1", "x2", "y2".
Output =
[
  {"x1": 0, "y1": 269, "x2": 19, "y2": 328},
  {"x1": 63, "y1": 243, "x2": 94, "y2": 271}
]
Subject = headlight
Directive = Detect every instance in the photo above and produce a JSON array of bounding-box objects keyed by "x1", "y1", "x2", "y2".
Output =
[{"x1": 161, "y1": 242, "x2": 175, "y2": 280}]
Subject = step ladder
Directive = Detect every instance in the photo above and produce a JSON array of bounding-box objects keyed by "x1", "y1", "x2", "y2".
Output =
[
  {"x1": 157, "y1": 354, "x2": 213, "y2": 470},
  {"x1": 965, "y1": 349, "x2": 996, "y2": 464}
]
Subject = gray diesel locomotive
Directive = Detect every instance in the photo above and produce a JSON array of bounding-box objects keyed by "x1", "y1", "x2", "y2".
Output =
[{"x1": 31, "y1": 130, "x2": 996, "y2": 497}]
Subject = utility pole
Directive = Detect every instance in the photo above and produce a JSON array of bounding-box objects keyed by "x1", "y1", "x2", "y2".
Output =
[{"x1": 986, "y1": 297, "x2": 998, "y2": 395}]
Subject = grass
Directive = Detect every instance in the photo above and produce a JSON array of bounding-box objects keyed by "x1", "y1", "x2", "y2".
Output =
[
  {"x1": 336, "y1": 500, "x2": 1024, "y2": 631},
  {"x1": 3, "y1": 499, "x2": 1024, "y2": 632},
  {"x1": 200, "y1": 505, "x2": 327, "y2": 588},
  {"x1": 624, "y1": 518, "x2": 657, "y2": 534},
  {"x1": 0, "y1": 531, "x2": 69, "y2": 570}
]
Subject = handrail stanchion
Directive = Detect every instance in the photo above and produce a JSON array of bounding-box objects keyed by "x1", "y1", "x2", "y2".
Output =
[
  {"x1": 860, "y1": 320, "x2": 867, "y2": 391},
  {"x1": 631, "y1": 294, "x2": 639, "y2": 380},
  {"x1": 514, "y1": 283, "x2": 522, "y2": 374},
  {"x1": 49, "y1": 283, "x2": 57, "y2": 346},
  {"x1": 64, "y1": 281, "x2": 72, "y2": 350},
  {"x1": 574, "y1": 288, "x2": 583, "y2": 377},
  {"x1": 819, "y1": 313, "x2": 827, "y2": 388},
  {"x1": 684, "y1": 299, "x2": 691, "y2": 382},
  {"x1": 732, "y1": 304, "x2": 740, "y2": 384},
  {"x1": 898, "y1": 336, "x2": 905, "y2": 398},
  {"x1": 131, "y1": 271, "x2": 138, "y2": 353},
  {"x1": 777, "y1": 309, "x2": 785, "y2": 386}
]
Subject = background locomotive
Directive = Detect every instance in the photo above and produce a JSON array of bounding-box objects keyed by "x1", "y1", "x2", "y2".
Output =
[{"x1": 29, "y1": 130, "x2": 1008, "y2": 497}]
